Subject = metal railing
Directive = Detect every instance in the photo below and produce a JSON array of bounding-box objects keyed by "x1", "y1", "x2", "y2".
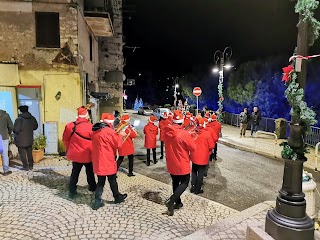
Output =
[
  {"x1": 254, "y1": 131, "x2": 278, "y2": 157},
  {"x1": 315, "y1": 142, "x2": 320, "y2": 171},
  {"x1": 223, "y1": 112, "x2": 320, "y2": 147}
]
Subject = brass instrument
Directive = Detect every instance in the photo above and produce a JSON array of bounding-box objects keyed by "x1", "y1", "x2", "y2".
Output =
[
  {"x1": 115, "y1": 121, "x2": 139, "y2": 143},
  {"x1": 184, "y1": 118, "x2": 199, "y2": 140}
]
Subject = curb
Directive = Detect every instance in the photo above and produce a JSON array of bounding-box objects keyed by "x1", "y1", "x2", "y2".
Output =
[{"x1": 182, "y1": 201, "x2": 275, "y2": 240}]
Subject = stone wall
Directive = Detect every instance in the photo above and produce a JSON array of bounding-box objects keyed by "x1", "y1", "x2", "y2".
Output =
[{"x1": 98, "y1": 0, "x2": 124, "y2": 114}]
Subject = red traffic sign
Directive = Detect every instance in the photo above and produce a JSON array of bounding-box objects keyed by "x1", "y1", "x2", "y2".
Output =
[{"x1": 193, "y1": 87, "x2": 202, "y2": 97}]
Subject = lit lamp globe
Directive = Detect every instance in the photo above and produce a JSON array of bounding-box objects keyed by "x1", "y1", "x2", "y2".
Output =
[{"x1": 212, "y1": 66, "x2": 219, "y2": 73}]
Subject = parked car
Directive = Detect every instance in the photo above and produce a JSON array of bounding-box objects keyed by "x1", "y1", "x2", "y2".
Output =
[
  {"x1": 153, "y1": 108, "x2": 172, "y2": 120},
  {"x1": 138, "y1": 106, "x2": 153, "y2": 115}
]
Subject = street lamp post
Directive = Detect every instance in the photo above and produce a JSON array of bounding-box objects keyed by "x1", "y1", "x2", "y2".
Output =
[
  {"x1": 173, "y1": 78, "x2": 179, "y2": 108},
  {"x1": 213, "y1": 47, "x2": 232, "y2": 122}
]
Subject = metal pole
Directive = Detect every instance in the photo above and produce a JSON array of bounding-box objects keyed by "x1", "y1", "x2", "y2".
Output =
[{"x1": 196, "y1": 96, "x2": 199, "y2": 116}]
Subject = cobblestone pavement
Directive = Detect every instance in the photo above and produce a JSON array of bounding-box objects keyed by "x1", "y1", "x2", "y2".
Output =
[{"x1": 0, "y1": 158, "x2": 238, "y2": 240}]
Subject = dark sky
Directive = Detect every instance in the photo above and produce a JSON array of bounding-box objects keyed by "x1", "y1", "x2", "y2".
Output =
[{"x1": 123, "y1": 0, "x2": 320, "y2": 77}]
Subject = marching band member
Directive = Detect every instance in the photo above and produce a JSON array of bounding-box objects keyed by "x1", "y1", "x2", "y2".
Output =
[
  {"x1": 182, "y1": 112, "x2": 192, "y2": 129},
  {"x1": 167, "y1": 112, "x2": 174, "y2": 124},
  {"x1": 117, "y1": 114, "x2": 137, "y2": 177},
  {"x1": 190, "y1": 118, "x2": 214, "y2": 194},
  {"x1": 207, "y1": 114, "x2": 221, "y2": 160},
  {"x1": 62, "y1": 106, "x2": 96, "y2": 199},
  {"x1": 163, "y1": 110, "x2": 196, "y2": 216},
  {"x1": 143, "y1": 116, "x2": 159, "y2": 166},
  {"x1": 159, "y1": 112, "x2": 171, "y2": 159},
  {"x1": 91, "y1": 113, "x2": 127, "y2": 210}
]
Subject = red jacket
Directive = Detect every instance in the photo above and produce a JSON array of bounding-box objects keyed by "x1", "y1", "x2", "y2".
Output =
[
  {"x1": 91, "y1": 122, "x2": 123, "y2": 176},
  {"x1": 159, "y1": 118, "x2": 171, "y2": 141},
  {"x1": 62, "y1": 118, "x2": 92, "y2": 163},
  {"x1": 144, "y1": 122, "x2": 158, "y2": 149},
  {"x1": 206, "y1": 121, "x2": 221, "y2": 143},
  {"x1": 118, "y1": 124, "x2": 137, "y2": 156},
  {"x1": 163, "y1": 124, "x2": 196, "y2": 175},
  {"x1": 190, "y1": 128, "x2": 215, "y2": 165}
]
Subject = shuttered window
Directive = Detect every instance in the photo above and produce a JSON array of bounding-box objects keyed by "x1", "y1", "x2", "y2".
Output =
[{"x1": 35, "y1": 12, "x2": 60, "y2": 48}]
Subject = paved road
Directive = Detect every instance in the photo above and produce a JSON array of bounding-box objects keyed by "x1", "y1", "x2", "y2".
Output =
[{"x1": 129, "y1": 112, "x2": 319, "y2": 212}]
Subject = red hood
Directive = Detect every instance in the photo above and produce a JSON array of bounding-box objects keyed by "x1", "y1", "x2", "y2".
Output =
[
  {"x1": 164, "y1": 124, "x2": 183, "y2": 140},
  {"x1": 147, "y1": 122, "x2": 158, "y2": 132}
]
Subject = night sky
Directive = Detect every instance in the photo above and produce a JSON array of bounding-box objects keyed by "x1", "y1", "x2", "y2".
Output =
[{"x1": 122, "y1": 0, "x2": 320, "y2": 103}]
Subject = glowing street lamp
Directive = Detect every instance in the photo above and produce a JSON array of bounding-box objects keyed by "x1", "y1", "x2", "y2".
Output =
[{"x1": 213, "y1": 46, "x2": 232, "y2": 122}]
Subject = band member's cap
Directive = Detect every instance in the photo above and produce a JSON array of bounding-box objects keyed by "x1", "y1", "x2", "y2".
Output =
[
  {"x1": 78, "y1": 107, "x2": 88, "y2": 118},
  {"x1": 102, "y1": 113, "x2": 115, "y2": 123},
  {"x1": 163, "y1": 112, "x2": 168, "y2": 119},
  {"x1": 197, "y1": 117, "x2": 206, "y2": 127},
  {"x1": 121, "y1": 114, "x2": 130, "y2": 122},
  {"x1": 173, "y1": 110, "x2": 184, "y2": 124},
  {"x1": 149, "y1": 116, "x2": 158, "y2": 123},
  {"x1": 211, "y1": 114, "x2": 217, "y2": 121},
  {"x1": 185, "y1": 112, "x2": 192, "y2": 118}
]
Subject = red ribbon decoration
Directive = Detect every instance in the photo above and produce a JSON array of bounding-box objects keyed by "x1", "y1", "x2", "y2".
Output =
[
  {"x1": 289, "y1": 54, "x2": 320, "y2": 62},
  {"x1": 282, "y1": 65, "x2": 294, "y2": 83}
]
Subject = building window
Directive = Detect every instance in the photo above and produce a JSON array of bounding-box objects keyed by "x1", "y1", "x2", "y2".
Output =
[
  {"x1": 35, "y1": 12, "x2": 60, "y2": 48},
  {"x1": 89, "y1": 35, "x2": 93, "y2": 61}
]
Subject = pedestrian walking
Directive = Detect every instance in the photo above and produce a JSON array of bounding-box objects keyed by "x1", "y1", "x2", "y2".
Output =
[
  {"x1": 13, "y1": 105, "x2": 38, "y2": 171},
  {"x1": 251, "y1": 107, "x2": 262, "y2": 136},
  {"x1": 163, "y1": 110, "x2": 196, "y2": 216},
  {"x1": 91, "y1": 113, "x2": 127, "y2": 210},
  {"x1": 190, "y1": 118, "x2": 214, "y2": 194},
  {"x1": 144, "y1": 116, "x2": 159, "y2": 166},
  {"x1": 0, "y1": 109, "x2": 13, "y2": 175},
  {"x1": 62, "y1": 106, "x2": 96, "y2": 199},
  {"x1": 116, "y1": 114, "x2": 137, "y2": 177},
  {"x1": 113, "y1": 110, "x2": 120, "y2": 129},
  {"x1": 159, "y1": 112, "x2": 171, "y2": 160},
  {"x1": 239, "y1": 108, "x2": 250, "y2": 137}
]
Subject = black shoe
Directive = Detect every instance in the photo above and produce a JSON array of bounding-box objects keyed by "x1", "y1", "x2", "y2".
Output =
[
  {"x1": 165, "y1": 199, "x2": 174, "y2": 216},
  {"x1": 22, "y1": 167, "x2": 29, "y2": 171},
  {"x1": 160, "y1": 156, "x2": 163, "y2": 160},
  {"x1": 92, "y1": 200, "x2": 105, "y2": 210},
  {"x1": 114, "y1": 193, "x2": 127, "y2": 204},
  {"x1": 190, "y1": 186, "x2": 195, "y2": 193},
  {"x1": 195, "y1": 189, "x2": 204, "y2": 195},
  {"x1": 154, "y1": 160, "x2": 158, "y2": 164},
  {"x1": 174, "y1": 202, "x2": 183, "y2": 210},
  {"x1": 69, "y1": 191, "x2": 77, "y2": 199},
  {"x1": 3, "y1": 171, "x2": 12, "y2": 176},
  {"x1": 88, "y1": 186, "x2": 96, "y2": 192},
  {"x1": 127, "y1": 173, "x2": 135, "y2": 177}
]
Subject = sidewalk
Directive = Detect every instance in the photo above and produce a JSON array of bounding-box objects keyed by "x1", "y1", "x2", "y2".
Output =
[
  {"x1": 0, "y1": 157, "x2": 238, "y2": 240},
  {"x1": 219, "y1": 124, "x2": 318, "y2": 171}
]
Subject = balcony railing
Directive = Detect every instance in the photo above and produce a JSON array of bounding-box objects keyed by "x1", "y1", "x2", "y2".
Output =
[{"x1": 84, "y1": 0, "x2": 114, "y2": 37}]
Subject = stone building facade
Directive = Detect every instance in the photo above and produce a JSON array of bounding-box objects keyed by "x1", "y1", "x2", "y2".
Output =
[{"x1": 0, "y1": 0, "x2": 117, "y2": 151}]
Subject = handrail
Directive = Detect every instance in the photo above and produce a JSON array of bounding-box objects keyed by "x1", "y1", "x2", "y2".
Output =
[
  {"x1": 315, "y1": 142, "x2": 320, "y2": 171},
  {"x1": 254, "y1": 131, "x2": 278, "y2": 157}
]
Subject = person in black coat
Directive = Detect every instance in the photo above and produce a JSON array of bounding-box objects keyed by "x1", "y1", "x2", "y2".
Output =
[
  {"x1": 251, "y1": 107, "x2": 262, "y2": 136},
  {"x1": 13, "y1": 106, "x2": 38, "y2": 171}
]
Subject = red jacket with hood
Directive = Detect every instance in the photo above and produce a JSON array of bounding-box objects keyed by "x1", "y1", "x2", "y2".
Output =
[
  {"x1": 144, "y1": 122, "x2": 158, "y2": 149},
  {"x1": 118, "y1": 123, "x2": 137, "y2": 156},
  {"x1": 159, "y1": 118, "x2": 171, "y2": 141},
  {"x1": 91, "y1": 122, "x2": 123, "y2": 176},
  {"x1": 190, "y1": 128, "x2": 215, "y2": 165},
  {"x1": 62, "y1": 118, "x2": 92, "y2": 163},
  {"x1": 163, "y1": 124, "x2": 196, "y2": 175},
  {"x1": 206, "y1": 121, "x2": 221, "y2": 143}
]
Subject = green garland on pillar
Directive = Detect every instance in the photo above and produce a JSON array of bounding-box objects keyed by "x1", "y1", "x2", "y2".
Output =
[
  {"x1": 217, "y1": 80, "x2": 224, "y2": 122},
  {"x1": 295, "y1": 0, "x2": 320, "y2": 45}
]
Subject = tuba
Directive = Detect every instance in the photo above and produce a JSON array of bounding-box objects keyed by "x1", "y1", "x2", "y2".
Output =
[{"x1": 184, "y1": 118, "x2": 199, "y2": 140}]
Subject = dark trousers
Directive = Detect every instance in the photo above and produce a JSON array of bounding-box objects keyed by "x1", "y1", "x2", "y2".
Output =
[
  {"x1": 117, "y1": 154, "x2": 134, "y2": 174},
  {"x1": 160, "y1": 141, "x2": 164, "y2": 157},
  {"x1": 212, "y1": 143, "x2": 218, "y2": 159},
  {"x1": 251, "y1": 123, "x2": 259, "y2": 135},
  {"x1": 18, "y1": 146, "x2": 33, "y2": 169},
  {"x1": 69, "y1": 162, "x2": 96, "y2": 193},
  {"x1": 147, "y1": 148, "x2": 156, "y2": 164},
  {"x1": 95, "y1": 174, "x2": 120, "y2": 201},
  {"x1": 191, "y1": 163, "x2": 206, "y2": 192},
  {"x1": 169, "y1": 174, "x2": 190, "y2": 204}
]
